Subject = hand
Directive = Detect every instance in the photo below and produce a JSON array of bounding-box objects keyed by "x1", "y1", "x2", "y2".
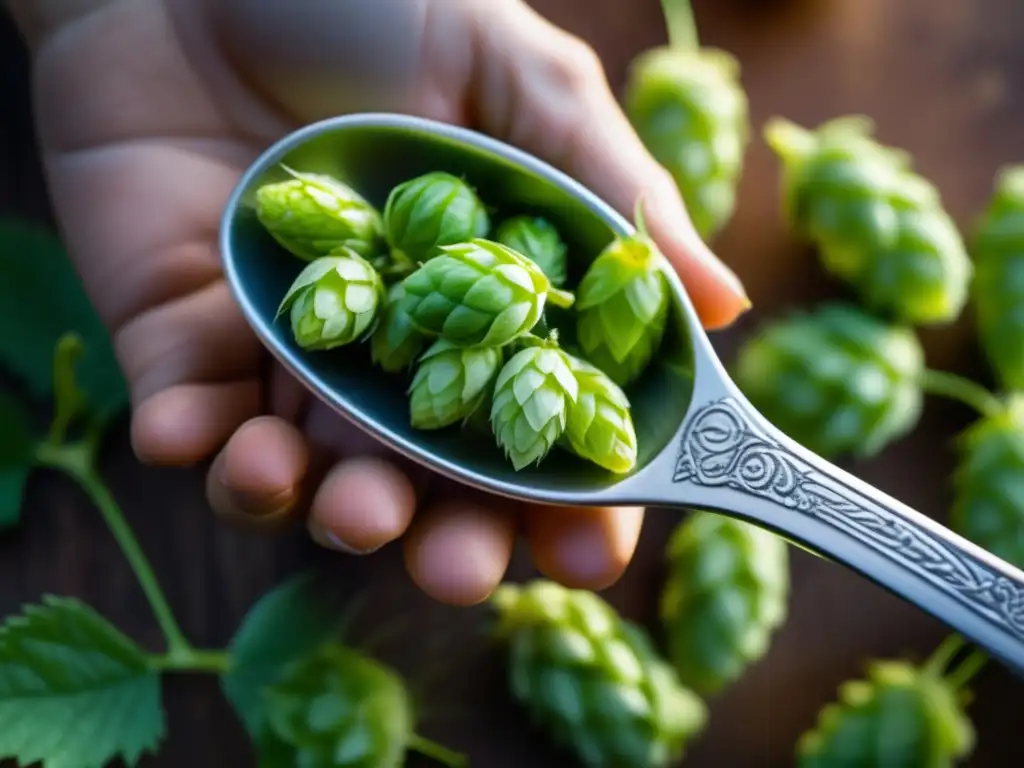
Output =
[{"x1": 15, "y1": 0, "x2": 750, "y2": 605}]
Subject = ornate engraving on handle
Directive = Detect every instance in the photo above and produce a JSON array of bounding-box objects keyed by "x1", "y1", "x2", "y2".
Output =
[{"x1": 674, "y1": 397, "x2": 1024, "y2": 640}]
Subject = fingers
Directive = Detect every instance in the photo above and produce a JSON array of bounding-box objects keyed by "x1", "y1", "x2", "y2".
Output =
[
  {"x1": 403, "y1": 492, "x2": 519, "y2": 606},
  {"x1": 524, "y1": 504, "x2": 645, "y2": 591}
]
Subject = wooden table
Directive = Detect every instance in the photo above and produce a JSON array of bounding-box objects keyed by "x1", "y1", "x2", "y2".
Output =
[{"x1": 1, "y1": 0, "x2": 1022, "y2": 764}]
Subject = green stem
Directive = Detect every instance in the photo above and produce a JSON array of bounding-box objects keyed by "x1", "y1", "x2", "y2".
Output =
[
  {"x1": 408, "y1": 735, "x2": 467, "y2": 768},
  {"x1": 546, "y1": 287, "x2": 575, "y2": 310},
  {"x1": 920, "y1": 369, "x2": 1003, "y2": 418},
  {"x1": 661, "y1": 0, "x2": 699, "y2": 51},
  {"x1": 34, "y1": 440, "x2": 193, "y2": 658},
  {"x1": 946, "y1": 649, "x2": 989, "y2": 691},
  {"x1": 924, "y1": 633, "x2": 966, "y2": 677},
  {"x1": 151, "y1": 649, "x2": 232, "y2": 675}
]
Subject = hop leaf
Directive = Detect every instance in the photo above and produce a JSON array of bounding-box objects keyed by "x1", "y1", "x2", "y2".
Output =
[
  {"x1": 370, "y1": 282, "x2": 427, "y2": 373},
  {"x1": 733, "y1": 302, "x2": 925, "y2": 459},
  {"x1": 277, "y1": 250, "x2": 385, "y2": 350},
  {"x1": 765, "y1": 116, "x2": 971, "y2": 325},
  {"x1": 255, "y1": 167, "x2": 385, "y2": 262},
  {"x1": 0, "y1": 596, "x2": 165, "y2": 768},
  {"x1": 660, "y1": 512, "x2": 790, "y2": 695},
  {"x1": 494, "y1": 215, "x2": 569, "y2": 287},
  {"x1": 491, "y1": 342, "x2": 579, "y2": 470},
  {"x1": 400, "y1": 239, "x2": 572, "y2": 348},
  {"x1": 625, "y1": 46, "x2": 749, "y2": 240},
  {"x1": 971, "y1": 165, "x2": 1024, "y2": 390},
  {"x1": 383, "y1": 172, "x2": 490, "y2": 264},
  {"x1": 409, "y1": 339, "x2": 502, "y2": 430},
  {"x1": 950, "y1": 396, "x2": 1024, "y2": 569},
  {"x1": 562, "y1": 356, "x2": 638, "y2": 474},
  {"x1": 490, "y1": 580, "x2": 707, "y2": 768}
]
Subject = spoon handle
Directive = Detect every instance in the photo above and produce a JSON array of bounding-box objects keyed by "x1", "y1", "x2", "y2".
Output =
[{"x1": 666, "y1": 395, "x2": 1024, "y2": 674}]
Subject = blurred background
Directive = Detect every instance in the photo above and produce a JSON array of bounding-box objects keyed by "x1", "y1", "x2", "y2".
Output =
[{"x1": 1, "y1": 0, "x2": 1022, "y2": 765}]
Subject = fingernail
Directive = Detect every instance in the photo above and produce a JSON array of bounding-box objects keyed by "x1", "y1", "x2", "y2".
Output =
[
  {"x1": 308, "y1": 523, "x2": 380, "y2": 555},
  {"x1": 697, "y1": 242, "x2": 752, "y2": 306}
]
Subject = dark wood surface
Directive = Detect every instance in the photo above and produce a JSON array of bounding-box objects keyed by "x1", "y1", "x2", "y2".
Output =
[{"x1": 2, "y1": 0, "x2": 1023, "y2": 765}]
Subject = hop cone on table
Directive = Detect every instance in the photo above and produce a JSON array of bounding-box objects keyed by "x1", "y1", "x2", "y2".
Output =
[
  {"x1": 950, "y1": 395, "x2": 1024, "y2": 569},
  {"x1": 260, "y1": 644, "x2": 415, "y2": 768},
  {"x1": 797, "y1": 640, "x2": 978, "y2": 768},
  {"x1": 383, "y1": 171, "x2": 490, "y2": 264},
  {"x1": 575, "y1": 228, "x2": 669, "y2": 387},
  {"x1": 277, "y1": 250, "x2": 385, "y2": 350},
  {"x1": 371, "y1": 282, "x2": 427, "y2": 373},
  {"x1": 660, "y1": 512, "x2": 790, "y2": 695},
  {"x1": 765, "y1": 116, "x2": 971, "y2": 325},
  {"x1": 494, "y1": 215, "x2": 569, "y2": 287},
  {"x1": 400, "y1": 239, "x2": 573, "y2": 348},
  {"x1": 563, "y1": 356, "x2": 638, "y2": 474},
  {"x1": 255, "y1": 167, "x2": 385, "y2": 261},
  {"x1": 971, "y1": 166, "x2": 1024, "y2": 391},
  {"x1": 491, "y1": 340, "x2": 578, "y2": 470},
  {"x1": 490, "y1": 580, "x2": 708, "y2": 768},
  {"x1": 625, "y1": 46, "x2": 749, "y2": 241},
  {"x1": 409, "y1": 339, "x2": 502, "y2": 430},
  {"x1": 733, "y1": 302, "x2": 925, "y2": 459}
]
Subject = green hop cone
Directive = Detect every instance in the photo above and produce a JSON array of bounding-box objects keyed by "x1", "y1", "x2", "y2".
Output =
[
  {"x1": 383, "y1": 171, "x2": 490, "y2": 264},
  {"x1": 797, "y1": 637, "x2": 981, "y2": 768},
  {"x1": 971, "y1": 166, "x2": 1024, "y2": 390},
  {"x1": 494, "y1": 215, "x2": 569, "y2": 287},
  {"x1": 409, "y1": 339, "x2": 502, "y2": 430},
  {"x1": 660, "y1": 511, "x2": 790, "y2": 695},
  {"x1": 260, "y1": 643, "x2": 463, "y2": 768},
  {"x1": 491, "y1": 339, "x2": 578, "y2": 470},
  {"x1": 733, "y1": 302, "x2": 925, "y2": 459},
  {"x1": 563, "y1": 355, "x2": 638, "y2": 474},
  {"x1": 490, "y1": 580, "x2": 707, "y2": 768},
  {"x1": 950, "y1": 395, "x2": 1024, "y2": 568},
  {"x1": 400, "y1": 238, "x2": 574, "y2": 348},
  {"x1": 575, "y1": 224, "x2": 669, "y2": 387},
  {"x1": 765, "y1": 116, "x2": 971, "y2": 325},
  {"x1": 255, "y1": 166, "x2": 385, "y2": 261},
  {"x1": 277, "y1": 250, "x2": 385, "y2": 351},
  {"x1": 370, "y1": 282, "x2": 427, "y2": 373}
]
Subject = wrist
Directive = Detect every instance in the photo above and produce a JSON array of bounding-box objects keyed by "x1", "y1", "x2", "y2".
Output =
[{"x1": 6, "y1": 0, "x2": 110, "y2": 48}]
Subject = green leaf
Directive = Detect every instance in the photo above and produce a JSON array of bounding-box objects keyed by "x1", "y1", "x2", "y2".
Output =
[
  {"x1": 0, "y1": 219, "x2": 128, "y2": 422},
  {"x1": 221, "y1": 571, "x2": 348, "y2": 739},
  {"x1": 0, "y1": 391, "x2": 34, "y2": 529},
  {"x1": 0, "y1": 595, "x2": 165, "y2": 768}
]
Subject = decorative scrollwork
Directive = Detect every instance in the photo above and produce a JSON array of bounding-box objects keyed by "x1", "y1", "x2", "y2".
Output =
[{"x1": 674, "y1": 397, "x2": 1024, "y2": 641}]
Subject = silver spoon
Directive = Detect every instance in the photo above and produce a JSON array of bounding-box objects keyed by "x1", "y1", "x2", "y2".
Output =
[{"x1": 220, "y1": 112, "x2": 1024, "y2": 674}]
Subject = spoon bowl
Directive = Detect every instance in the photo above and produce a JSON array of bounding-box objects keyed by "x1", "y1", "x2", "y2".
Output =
[{"x1": 223, "y1": 113, "x2": 1024, "y2": 675}]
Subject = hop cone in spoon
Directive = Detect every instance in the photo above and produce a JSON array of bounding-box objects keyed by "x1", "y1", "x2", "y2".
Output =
[
  {"x1": 971, "y1": 166, "x2": 1024, "y2": 390},
  {"x1": 950, "y1": 396, "x2": 1024, "y2": 569},
  {"x1": 494, "y1": 215, "x2": 569, "y2": 287},
  {"x1": 409, "y1": 339, "x2": 502, "y2": 430},
  {"x1": 660, "y1": 512, "x2": 790, "y2": 695},
  {"x1": 765, "y1": 116, "x2": 971, "y2": 325},
  {"x1": 490, "y1": 580, "x2": 707, "y2": 768},
  {"x1": 797, "y1": 640, "x2": 978, "y2": 768},
  {"x1": 277, "y1": 250, "x2": 385, "y2": 351},
  {"x1": 625, "y1": 46, "x2": 749, "y2": 240},
  {"x1": 371, "y1": 282, "x2": 427, "y2": 373},
  {"x1": 400, "y1": 239, "x2": 574, "y2": 348},
  {"x1": 563, "y1": 356, "x2": 638, "y2": 474},
  {"x1": 733, "y1": 302, "x2": 924, "y2": 459},
  {"x1": 491, "y1": 339, "x2": 578, "y2": 470},
  {"x1": 383, "y1": 171, "x2": 490, "y2": 264},
  {"x1": 255, "y1": 166, "x2": 385, "y2": 261},
  {"x1": 575, "y1": 220, "x2": 669, "y2": 387}
]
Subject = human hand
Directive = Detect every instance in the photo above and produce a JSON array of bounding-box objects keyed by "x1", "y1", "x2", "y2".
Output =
[{"x1": 12, "y1": 0, "x2": 750, "y2": 605}]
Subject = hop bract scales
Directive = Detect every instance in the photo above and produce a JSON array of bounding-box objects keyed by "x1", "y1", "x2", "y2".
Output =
[
  {"x1": 490, "y1": 580, "x2": 708, "y2": 768},
  {"x1": 733, "y1": 302, "x2": 924, "y2": 459},
  {"x1": 400, "y1": 239, "x2": 573, "y2": 348},
  {"x1": 494, "y1": 215, "x2": 569, "y2": 287},
  {"x1": 277, "y1": 250, "x2": 385, "y2": 350},
  {"x1": 950, "y1": 396, "x2": 1024, "y2": 569},
  {"x1": 409, "y1": 339, "x2": 502, "y2": 430},
  {"x1": 563, "y1": 357, "x2": 638, "y2": 474},
  {"x1": 765, "y1": 116, "x2": 971, "y2": 325},
  {"x1": 371, "y1": 282, "x2": 427, "y2": 373},
  {"x1": 255, "y1": 166, "x2": 385, "y2": 261},
  {"x1": 660, "y1": 512, "x2": 790, "y2": 695},
  {"x1": 971, "y1": 166, "x2": 1024, "y2": 391}
]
